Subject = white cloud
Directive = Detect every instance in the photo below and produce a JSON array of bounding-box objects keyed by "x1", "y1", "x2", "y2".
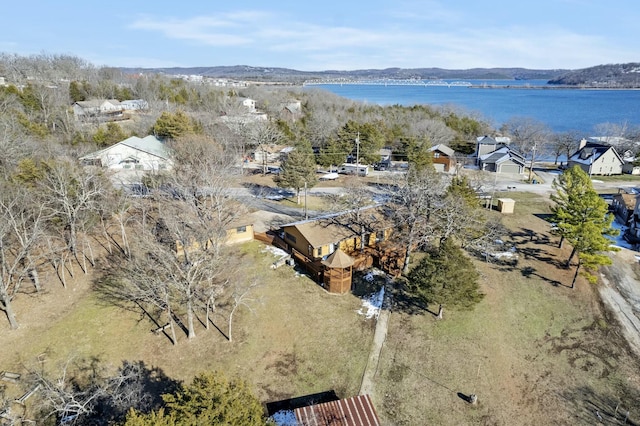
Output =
[{"x1": 127, "y1": 10, "x2": 638, "y2": 70}]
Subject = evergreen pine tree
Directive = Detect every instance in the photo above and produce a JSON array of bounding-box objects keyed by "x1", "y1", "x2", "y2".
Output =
[
  {"x1": 276, "y1": 140, "x2": 318, "y2": 204},
  {"x1": 550, "y1": 165, "x2": 619, "y2": 288},
  {"x1": 407, "y1": 239, "x2": 483, "y2": 319}
]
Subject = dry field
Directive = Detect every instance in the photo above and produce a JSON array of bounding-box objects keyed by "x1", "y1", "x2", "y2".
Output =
[
  {"x1": 0, "y1": 242, "x2": 374, "y2": 411},
  {"x1": 2, "y1": 189, "x2": 640, "y2": 425},
  {"x1": 375, "y1": 191, "x2": 640, "y2": 425}
]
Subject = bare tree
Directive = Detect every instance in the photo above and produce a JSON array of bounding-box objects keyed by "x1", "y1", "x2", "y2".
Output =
[
  {"x1": 0, "y1": 183, "x2": 52, "y2": 329},
  {"x1": 97, "y1": 137, "x2": 244, "y2": 342},
  {"x1": 551, "y1": 131, "x2": 582, "y2": 165},
  {"x1": 384, "y1": 167, "x2": 447, "y2": 274},
  {"x1": 38, "y1": 159, "x2": 109, "y2": 267},
  {"x1": 505, "y1": 117, "x2": 551, "y2": 182},
  {"x1": 225, "y1": 280, "x2": 262, "y2": 342}
]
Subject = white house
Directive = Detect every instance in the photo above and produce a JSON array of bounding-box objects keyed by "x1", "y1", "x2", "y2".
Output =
[
  {"x1": 567, "y1": 140, "x2": 623, "y2": 176},
  {"x1": 79, "y1": 135, "x2": 172, "y2": 172},
  {"x1": 238, "y1": 97, "x2": 257, "y2": 113},
  {"x1": 73, "y1": 99, "x2": 123, "y2": 119}
]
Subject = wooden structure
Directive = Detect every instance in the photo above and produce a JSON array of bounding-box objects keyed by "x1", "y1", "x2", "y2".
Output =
[
  {"x1": 322, "y1": 249, "x2": 355, "y2": 294},
  {"x1": 428, "y1": 144, "x2": 456, "y2": 173},
  {"x1": 497, "y1": 198, "x2": 515, "y2": 214}
]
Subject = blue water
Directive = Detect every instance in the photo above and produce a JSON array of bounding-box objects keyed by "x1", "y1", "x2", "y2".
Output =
[{"x1": 307, "y1": 80, "x2": 640, "y2": 134}]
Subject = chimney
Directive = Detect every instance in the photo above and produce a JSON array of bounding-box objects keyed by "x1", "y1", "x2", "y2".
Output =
[{"x1": 579, "y1": 138, "x2": 588, "y2": 150}]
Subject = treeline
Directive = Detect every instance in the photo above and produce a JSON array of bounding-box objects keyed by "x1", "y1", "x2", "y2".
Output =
[{"x1": 549, "y1": 62, "x2": 640, "y2": 88}]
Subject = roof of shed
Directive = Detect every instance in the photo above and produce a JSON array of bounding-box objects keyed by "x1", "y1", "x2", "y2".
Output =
[{"x1": 294, "y1": 394, "x2": 381, "y2": 426}]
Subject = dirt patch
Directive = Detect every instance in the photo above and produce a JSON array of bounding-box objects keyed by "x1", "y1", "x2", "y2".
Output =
[{"x1": 599, "y1": 248, "x2": 640, "y2": 356}]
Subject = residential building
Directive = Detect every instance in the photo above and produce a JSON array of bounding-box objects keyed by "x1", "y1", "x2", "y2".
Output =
[
  {"x1": 428, "y1": 144, "x2": 456, "y2": 172},
  {"x1": 73, "y1": 99, "x2": 123, "y2": 120},
  {"x1": 612, "y1": 192, "x2": 636, "y2": 225},
  {"x1": 478, "y1": 146, "x2": 526, "y2": 174},
  {"x1": 567, "y1": 140, "x2": 623, "y2": 176},
  {"x1": 279, "y1": 100, "x2": 303, "y2": 121},
  {"x1": 79, "y1": 135, "x2": 172, "y2": 171},
  {"x1": 280, "y1": 206, "x2": 392, "y2": 261},
  {"x1": 475, "y1": 135, "x2": 511, "y2": 159}
]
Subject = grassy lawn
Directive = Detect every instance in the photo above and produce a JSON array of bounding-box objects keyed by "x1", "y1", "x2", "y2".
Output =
[
  {"x1": 0, "y1": 241, "x2": 375, "y2": 406},
  {"x1": 373, "y1": 191, "x2": 640, "y2": 425},
  {"x1": 2, "y1": 190, "x2": 639, "y2": 425}
]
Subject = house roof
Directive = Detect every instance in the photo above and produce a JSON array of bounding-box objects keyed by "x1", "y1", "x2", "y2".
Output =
[
  {"x1": 479, "y1": 147, "x2": 525, "y2": 166},
  {"x1": 79, "y1": 135, "x2": 171, "y2": 161},
  {"x1": 294, "y1": 394, "x2": 381, "y2": 426},
  {"x1": 322, "y1": 249, "x2": 354, "y2": 268},
  {"x1": 614, "y1": 193, "x2": 636, "y2": 210},
  {"x1": 283, "y1": 101, "x2": 302, "y2": 114},
  {"x1": 282, "y1": 205, "x2": 390, "y2": 249},
  {"x1": 429, "y1": 144, "x2": 455, "y2": 156},
  {"x1": 569, "y1": 142, "x2": 623, "y2": 166},
  {"x1": 476, "y1": 135, "x2": 511, "y2": 144},
  {"x1": 75, "y1": 99, "x2": 121, "y2": 108}
]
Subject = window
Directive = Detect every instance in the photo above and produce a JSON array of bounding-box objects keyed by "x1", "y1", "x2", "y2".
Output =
[
  {"x1": 317, "y1": 246, "x2": 323, "y2": 256},
  {"x1": 236, "y1": 226, "x2": 247, "y2": 233},
  {"x1": 433, "y1": 152, "x2": 440, "y2": 158},
  {"x1": 285, "y1": 232, "x2": 296, "y2": 243}
]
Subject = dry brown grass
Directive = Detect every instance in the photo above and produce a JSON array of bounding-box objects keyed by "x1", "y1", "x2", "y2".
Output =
[
  {"x1": 2, "y1": 189, "x2": 639, "y2": 426},
  {"x1": 0, "y1": 241, "x2": 375, "y2": 406},
  {"x1": 373, "y1": 191, "x2": 640, "y2": 425}
]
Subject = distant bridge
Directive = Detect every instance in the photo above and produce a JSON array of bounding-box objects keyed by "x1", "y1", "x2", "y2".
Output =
[{"x1": 303, "y1": 79, "x2": 472, "y2": 87}]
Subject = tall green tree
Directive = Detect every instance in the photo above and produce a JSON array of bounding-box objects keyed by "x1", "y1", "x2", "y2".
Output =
[
  {"x1": 152, "y1": 111, "x2": 200, "y2": 140},
  {"x1": 93, "y1": 122, "x2": 127, "y2": 147},
  {"x1": 276, "y1": 140, "x2": 318, "y2": 205},
  {"x1": 124, "y1": 372, "x2": 267, "y2": 426},
  {"x1": 318, "y1": 136, "x2": 351, "y2": 168},
  {"x1": 336, "y1": 120, "x2": 386, "y2": 165},
  {"x1": 407, "y1": 238, "x2": 483, "y2": 319},
  {"x1": 550, "y1": 165, "x2": 618, "y2": 288}
]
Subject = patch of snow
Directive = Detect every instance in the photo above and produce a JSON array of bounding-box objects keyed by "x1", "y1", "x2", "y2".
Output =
[
  {"x1": 357, "y1": 286, "x2": 385, "y2": 319},
  {"x1": 271, "y1": 410, "x2": 297, "y2": 426},
  {"x1": 262, "y1": 245, "x2": 289, "y2": 258},
  {"x1": 608, "y1": 221, "x2": 635, "y2": 250},
  {"x1": 485, "y1": 246, "x2": 518, "y2": 259}
]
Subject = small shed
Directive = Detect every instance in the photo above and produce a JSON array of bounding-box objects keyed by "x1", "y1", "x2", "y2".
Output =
[
  {"x1": 497, "y1": 198, "x2": 515, "y2": 214},
  {"x1": 322, "y1": 249, "x2": 354, "y2": 294}
]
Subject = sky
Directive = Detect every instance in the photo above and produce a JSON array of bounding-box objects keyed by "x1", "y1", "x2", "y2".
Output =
[{"x1": 1, "y1": 0, "x2": 638, "y2": 71}]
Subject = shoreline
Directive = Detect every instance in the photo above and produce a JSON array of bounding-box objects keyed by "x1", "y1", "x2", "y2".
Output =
[{"x1": 469, "y1": 84, "x2": 640, "y2": 90}]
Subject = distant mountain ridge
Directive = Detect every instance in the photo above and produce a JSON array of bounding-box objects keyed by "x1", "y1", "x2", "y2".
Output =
[
  {"x1": 549, "y1": 63, "x2": 640, "y2": 87},
  {"x1": 120, "y1": 63, "x2": 640, "y2": 87},
  {"x1": 120, "y1": 65, "x2": 567, "y2": 83}
]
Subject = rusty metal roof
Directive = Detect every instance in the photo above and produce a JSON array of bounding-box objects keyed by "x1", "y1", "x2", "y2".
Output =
[{"x1": 294, "y1": 394, "x2": 381, "y2": 426}]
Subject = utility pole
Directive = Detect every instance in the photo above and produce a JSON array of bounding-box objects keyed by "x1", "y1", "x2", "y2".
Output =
[
  {"x1": 528, "y1": 142, "x2": 536, "y2": 183},
  {"x1": 304, "y1": 181, "x2": 308, "y2": 220},
  {"x1": 355, "y1": 132, "x2": 360, "y2": 168}
]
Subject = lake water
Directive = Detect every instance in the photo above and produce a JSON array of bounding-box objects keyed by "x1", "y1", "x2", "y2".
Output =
[{"x1": 307, "y1": 80, "x2": 640, "y2": 134}]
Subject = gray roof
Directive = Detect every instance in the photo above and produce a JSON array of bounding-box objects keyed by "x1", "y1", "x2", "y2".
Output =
[
  {"x1": 569, "y1": 142, "x2": 623, "y2": 165},
  {"x1": 80, "y1": 135, "x2": 170, "y2": 161},
  {"x1": 429, "y1": 144, "x2": 455, "y2": 156},
  {"x1": 120, "y1": 135, "x2": 171, "y2": 159},
  {"x1": 480, "y1": 147, "x2": 525, "y2": 166}
]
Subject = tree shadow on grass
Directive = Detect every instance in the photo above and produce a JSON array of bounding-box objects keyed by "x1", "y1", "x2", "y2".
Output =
[
  {"x1": 520, "y1": 266, "x2": 568, "y2": 288},
  {"x1": 558, "y1": 386, "x2": 639, "y2": 426},
  {"x1": 517, "y1": 246, "x2": 566, "y2": 268}
]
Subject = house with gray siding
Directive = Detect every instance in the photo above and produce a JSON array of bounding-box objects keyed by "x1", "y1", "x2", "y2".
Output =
[{"x1": 567, "y1": 140, "x2": 623, "y2": 176}]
